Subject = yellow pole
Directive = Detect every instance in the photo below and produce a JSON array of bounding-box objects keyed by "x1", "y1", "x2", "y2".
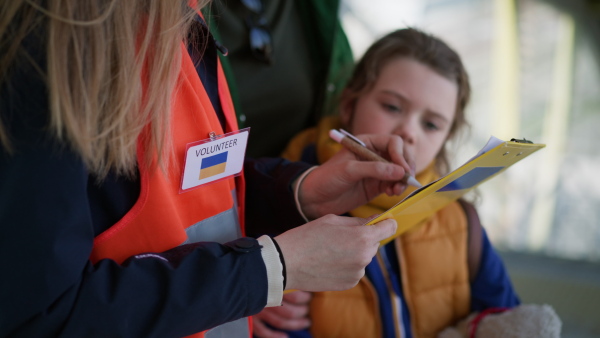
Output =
[
  {"x1": 528, "y1": 13, "x2": 575, "y2": 250},
  {"x1": 491, "y1": 0, "x2": 520, "y2": 139},
  {"x1": 488, "y1": 0, "x2": 520, "y2": 233}
]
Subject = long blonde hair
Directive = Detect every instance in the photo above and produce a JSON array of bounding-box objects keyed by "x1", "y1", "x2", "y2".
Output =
[{"x1": 0, "y1": 0, "x2": 209, "y2": 178}]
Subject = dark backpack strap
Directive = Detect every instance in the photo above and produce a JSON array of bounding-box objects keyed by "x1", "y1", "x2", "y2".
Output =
[{"x1": 458, "y1": 199, "x2": 483, "y2": 282}]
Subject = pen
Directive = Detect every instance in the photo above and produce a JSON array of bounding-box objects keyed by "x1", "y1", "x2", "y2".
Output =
[{"x1": 329, "y1": 129, "x2": 422, "y2": 188}]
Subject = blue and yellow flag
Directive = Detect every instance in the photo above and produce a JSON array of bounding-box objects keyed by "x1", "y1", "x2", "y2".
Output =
[{"x1": 199, "y1": 151, "x2": 228, "y2": 179}]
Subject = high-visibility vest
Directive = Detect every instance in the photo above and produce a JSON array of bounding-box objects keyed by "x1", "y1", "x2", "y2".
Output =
[{"x1": 91, "y1": 41, "x2": 250, "y2": 338}]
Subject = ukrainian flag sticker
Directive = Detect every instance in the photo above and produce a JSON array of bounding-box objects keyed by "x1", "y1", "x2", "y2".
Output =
[
  {"x1": 199, "y1": 152, "x2": 228, "y2": 179},
  {"x1": 181, "y1": 129, "x2": 249, "y2": 192}
]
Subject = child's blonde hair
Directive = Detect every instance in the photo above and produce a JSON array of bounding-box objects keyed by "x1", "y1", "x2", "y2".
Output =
[
  {"x1": 341, "y1": 28, "x2": 471, "y2": 175},
  {"x1": 0, "y1": 0, "x2": 209, "y2": 178}
]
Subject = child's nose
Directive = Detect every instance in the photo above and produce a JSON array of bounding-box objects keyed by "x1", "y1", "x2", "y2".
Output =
[{"x1": 395, "y1": 119, "x2": 418, "y2": 145}]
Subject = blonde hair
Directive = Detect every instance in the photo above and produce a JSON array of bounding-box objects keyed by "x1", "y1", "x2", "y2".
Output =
[{"x1": 0, "y1": 0, "x2": 209, "y2": 178}]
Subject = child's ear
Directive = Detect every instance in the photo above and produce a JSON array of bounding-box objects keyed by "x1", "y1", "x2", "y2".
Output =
[{"x1": 340, "y1": 96, "x2": 354, "y2": 128}]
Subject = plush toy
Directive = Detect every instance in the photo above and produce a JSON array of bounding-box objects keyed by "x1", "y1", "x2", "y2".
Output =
[{"x1": 437, "y1": 304, "x2": 562, "y2": 338}]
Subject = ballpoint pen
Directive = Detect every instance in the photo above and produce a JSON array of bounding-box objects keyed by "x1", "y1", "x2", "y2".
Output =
[{"x1": 329, "y1": 129, "x2": 422, "y2": 188}]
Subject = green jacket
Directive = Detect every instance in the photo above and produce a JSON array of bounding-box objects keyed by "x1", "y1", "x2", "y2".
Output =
[{"x1": 205, "y1": 0, "x2": 354, "y2": 128}]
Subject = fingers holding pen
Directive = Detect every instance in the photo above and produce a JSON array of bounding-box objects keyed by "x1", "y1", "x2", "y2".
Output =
[
  {"x1": 329, "y1": 129, "x2": 413, "y2": 175},
  {"x1": 330, "y1": 130, "x2": 419, "y2": 193},
  {"x1": 357, "y1": 133, "x2": 415, "y2": 177}
]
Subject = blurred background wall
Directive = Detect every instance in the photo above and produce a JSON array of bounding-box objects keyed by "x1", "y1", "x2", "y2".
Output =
[{"x1": 339, "y1": 0, "x2": 600, "y2": 336}]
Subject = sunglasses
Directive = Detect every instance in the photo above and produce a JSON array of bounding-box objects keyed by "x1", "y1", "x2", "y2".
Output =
[{"x1": 240, "y1": 0, "x2": 273, "y2": 64}]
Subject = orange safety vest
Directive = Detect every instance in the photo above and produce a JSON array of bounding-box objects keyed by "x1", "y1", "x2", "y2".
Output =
[{"x1": 90, "y1": 42, "x2": 250, "y2": 338}]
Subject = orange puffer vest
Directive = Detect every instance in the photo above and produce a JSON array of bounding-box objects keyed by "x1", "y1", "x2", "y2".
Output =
[
  {"x1": 309, "y1": 202, "x2": 470, "y2": 338},
  {"x1": 281, "y1": 116, "x2": 471, "y2": 338}
]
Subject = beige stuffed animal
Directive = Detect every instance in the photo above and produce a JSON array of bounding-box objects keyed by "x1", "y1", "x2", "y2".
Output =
[{"x1": 437, "y1": 304, "x2": 562, "y2": 338}]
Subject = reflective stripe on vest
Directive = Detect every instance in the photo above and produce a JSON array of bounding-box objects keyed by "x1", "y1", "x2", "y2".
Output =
[
  {"x1": 90, "y1": 42, "x2": 250, "y2": 338},
  {"x1": 183, "y1": 190, "x2": 242, "y2": 245}
]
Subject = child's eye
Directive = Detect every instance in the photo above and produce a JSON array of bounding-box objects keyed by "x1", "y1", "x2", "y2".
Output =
[
  {"x1": 382, "y1": 103, "x2": 401, "y2": 113},
  {"x1": 424, "y1": 121, "x2": 440, "y2": 131}
]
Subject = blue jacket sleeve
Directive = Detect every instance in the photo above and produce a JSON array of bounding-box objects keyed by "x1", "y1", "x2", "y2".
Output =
[
  {"x1": 0, "y1": 35, "x2": 267, "y2": 338},
  {"x1": 470, "y1": 229, "x2": 521, "y2": 311}
]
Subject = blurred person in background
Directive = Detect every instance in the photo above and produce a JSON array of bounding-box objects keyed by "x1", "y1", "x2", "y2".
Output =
[{"x1": 206, "y1": 0, "x2": 354, "y2": 158}]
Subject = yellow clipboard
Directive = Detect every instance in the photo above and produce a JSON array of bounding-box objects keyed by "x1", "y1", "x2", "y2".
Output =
[{"x1": 367, "y1": 136, "x2": 545, "y2": 245}]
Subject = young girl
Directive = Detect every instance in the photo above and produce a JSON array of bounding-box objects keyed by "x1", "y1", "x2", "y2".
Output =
[{"x1": 268, "y1": 28, "x2": 520, "y2": 338}]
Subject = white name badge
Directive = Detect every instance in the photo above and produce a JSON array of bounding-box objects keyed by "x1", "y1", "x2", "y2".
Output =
[{"x1": 180, "y1": 128, "x2": 250, "y2": 193}]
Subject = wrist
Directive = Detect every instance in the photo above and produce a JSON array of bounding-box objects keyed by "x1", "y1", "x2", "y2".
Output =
[{"x1": 293, "y1": 166, "x2": 319, "y2": 221}]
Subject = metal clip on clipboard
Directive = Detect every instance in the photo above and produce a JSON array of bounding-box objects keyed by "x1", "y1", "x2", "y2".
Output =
[{"x1": 510, "y1": 138, "x2": 534, "y2": 144}]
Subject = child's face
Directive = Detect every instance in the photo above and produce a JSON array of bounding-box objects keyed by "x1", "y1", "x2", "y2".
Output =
[{"x1": 342, "y1": 58, "x2": 458, "y2": 174}]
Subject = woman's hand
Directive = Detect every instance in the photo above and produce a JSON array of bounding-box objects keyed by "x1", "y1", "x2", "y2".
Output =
[
  {"x1": 297, "y1": 133, "x2": 414, "y2": 220},
  {"x1": 274, "y1": 214, "x2": 397, "y2": 291}
]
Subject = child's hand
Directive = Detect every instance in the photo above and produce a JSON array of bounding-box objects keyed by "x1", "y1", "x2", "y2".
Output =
[{"x1": 252, "y1": 291, "x2": 312, "y2": 338}]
